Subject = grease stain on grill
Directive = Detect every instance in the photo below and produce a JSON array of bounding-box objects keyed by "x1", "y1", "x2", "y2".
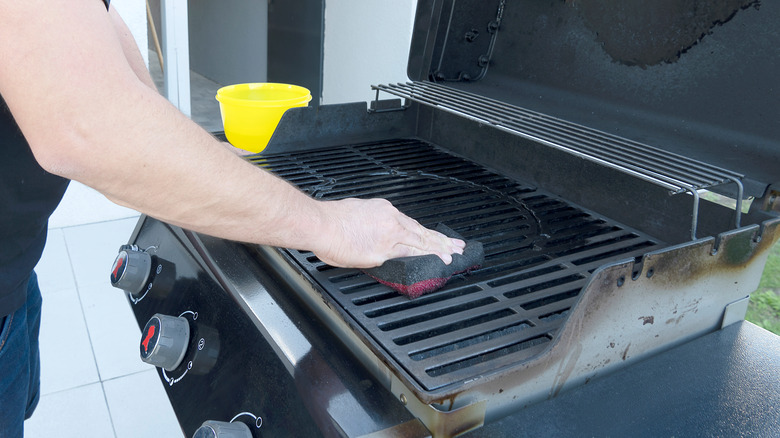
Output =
[
  {"x1": 539, "y1": 308, "x2": 570, "y2": 322},
  {"x1": 254, "y1": 139, "x2": 665, "y2": 391},
  {"x1": 426, "y1": 335, "x2": 553, "y2": 378},
  {"x1": 397, "y1": 309, "x2": 519, "y2": 348},
  {"x1": 409, "y1": 319, "x2": 534, "y2": 362},
  {"x1": 488, "y1": 265, "x2": 566, "y2": 289},
  {"x1": 521, "y1": 288, "x2": 581, "y2": 311},
  {"x1": 378, "y1": 297, "x2": 499, "y2": 332},
  {"x1": 639, "y1": 316, "x2": 655, "y2": 325},
  {"x1": 571, "y1": 0, "x2": 761, "y2": 67},
  {"x1": 363, "y1": 286, "x2": 484, "y2": 317}
]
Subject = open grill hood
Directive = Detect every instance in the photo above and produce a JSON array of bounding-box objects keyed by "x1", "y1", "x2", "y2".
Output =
[{"x1": 405, "y1": 0, "x2": 779, "y2": 199}]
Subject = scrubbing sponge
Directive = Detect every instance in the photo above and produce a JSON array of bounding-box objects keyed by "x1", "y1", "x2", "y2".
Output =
[{"x1": 364, "y1": 224, "x2": 484, "y2": 299}]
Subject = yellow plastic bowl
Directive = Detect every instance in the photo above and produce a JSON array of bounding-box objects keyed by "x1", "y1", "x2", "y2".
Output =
[{"x1": 216, "y1": 83, "x2": 312, "y2": 153}]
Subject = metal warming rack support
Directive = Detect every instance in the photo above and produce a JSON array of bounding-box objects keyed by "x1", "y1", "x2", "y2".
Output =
[{"x1": 372, "y1": 81, "x2": 745, "y2": 239}]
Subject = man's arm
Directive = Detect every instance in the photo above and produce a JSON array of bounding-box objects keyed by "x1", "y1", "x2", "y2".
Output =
[
  {"x1": 0, "y1": 0, "x2": 463, "y2": 268},
  {"x1": 108, "y1": 6, "x2": 157, "y2": 90}
]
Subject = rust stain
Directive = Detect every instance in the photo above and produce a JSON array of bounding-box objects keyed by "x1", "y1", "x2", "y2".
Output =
[
  {"x1": 432, "y1": 395, "x2": 457, "y2": 412},
  {"x1": 762, "y1": 190, "x2": 780, "y2": 213},
  {"x1": 638, "y1": 316, "x2": 655, "y2": 325},
  {"x1": 621, "y1": 343, "x2": 631, "y2": 361},
  {"x1": 642, "y1": 222, "x2": 779, "y2": 291},
  {"x1": 666, "y1": 315, "x2": 685, "y2": 325}
]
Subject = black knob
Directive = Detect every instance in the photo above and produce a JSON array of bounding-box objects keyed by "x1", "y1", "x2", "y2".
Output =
[
  {"x1": 110, "y1": 245, "x2": 152, "y2": 295},
  {"x1": 140, "y1": 314, "x2": 190, "y2": 371},
  {"x1": 193, "y1": 420, "x2": 251, "y2": 438}
]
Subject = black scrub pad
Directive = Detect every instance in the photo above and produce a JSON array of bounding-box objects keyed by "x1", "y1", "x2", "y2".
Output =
[{"x1": 363, "y1": 224, "x2": 484, "y2": 299}]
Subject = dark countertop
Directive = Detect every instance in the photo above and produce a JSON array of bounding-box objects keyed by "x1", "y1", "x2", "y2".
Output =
[{"x1": 474, "y1": 321, "x2": 780, "y2": 437}]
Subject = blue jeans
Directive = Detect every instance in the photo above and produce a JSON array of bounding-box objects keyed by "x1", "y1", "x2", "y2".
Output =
[{"x1": 0, "y1": 272, "x2": 42, "y2": 438}]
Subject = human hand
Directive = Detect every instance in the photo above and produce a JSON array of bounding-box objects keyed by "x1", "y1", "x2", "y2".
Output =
[{"x1": 312, "y1": 198, "x2": 465, "y2": 269}]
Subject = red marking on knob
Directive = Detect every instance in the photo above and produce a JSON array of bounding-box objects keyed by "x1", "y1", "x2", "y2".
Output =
[
  {"x1": 112, "y1": 254, "x2": 124, "y2": 280},
  {"x1": 142, "y1": 325, "x2": 155, "y2": 352}
]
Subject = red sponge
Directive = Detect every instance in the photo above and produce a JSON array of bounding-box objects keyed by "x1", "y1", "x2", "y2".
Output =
[{"x1": 363, "y1": 224, "x2": 484, "y2": 299}]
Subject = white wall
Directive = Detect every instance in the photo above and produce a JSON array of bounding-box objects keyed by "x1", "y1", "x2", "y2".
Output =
[
  {"x1": 188, "y1": 1, "x2": 267, "y2": 85},
  {"x1": 110, "y1": 0, "x2": 149, "y2": 67},
  {"x1": 108, "y1": 1, "x2": 417, "y2": 105},
  {"x1": 322, "y1": 1, "x2": 416, "y2": 105}
]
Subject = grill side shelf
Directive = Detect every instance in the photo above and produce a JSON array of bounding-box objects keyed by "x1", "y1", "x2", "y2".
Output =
[{"x1": 372, "y1": 81, "x2": 746, "y2": 239}]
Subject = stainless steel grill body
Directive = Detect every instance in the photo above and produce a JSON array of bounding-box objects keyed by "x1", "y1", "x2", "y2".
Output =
[
  {"x1": 247, "y1": 126, "x2": 779, "y2": 435},
  {"x1": 123, "y1": 1, "x2": 780, "y2": 436},
  {"x1": 247, "y1": 3, "x2": 780, "y2": 423}
]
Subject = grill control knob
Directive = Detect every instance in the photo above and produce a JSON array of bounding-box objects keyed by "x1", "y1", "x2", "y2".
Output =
[
  {"x1": 140, "y1": 314, "x2": 190, "y2": 371},
  {"x1": 110, "y1": 245, "x2": 152, "y2": 295},
  {"x1": 193, "y1": 421, "x2": 251, "y2": 438}
]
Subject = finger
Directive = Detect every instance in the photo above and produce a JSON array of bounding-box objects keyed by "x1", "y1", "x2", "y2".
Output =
[
  {"x1": 395, "y1": 215, "x2": 463, "y2": 253},
  {"x1": 389, "y1": 233, "x2": 459, "y2": 265},
  {"x1": 388, "y1": 242, "x2": 454, "y2": 265},
  {"x1": 415, "y1": 225, "x2": 466, "y2": 256}
]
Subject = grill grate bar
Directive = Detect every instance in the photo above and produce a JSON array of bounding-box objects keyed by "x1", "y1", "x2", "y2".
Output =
[
  {"x1": 254, "y1": 139, "x2": 665, "y2": 391},
  {"x1": 405, "y1": 319, "x2": 553, "y2": 364},
  {"x1": 422, "y1": 334, "x2": 553, "y2": 378}
]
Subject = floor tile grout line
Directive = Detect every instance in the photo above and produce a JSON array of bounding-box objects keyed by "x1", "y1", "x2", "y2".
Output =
[
  {"x1": 36, "y1": 369, "x2": 158, "y2": 432},
  {"x1": 100, "y1": 380, "x2": 120, "y2": 438},
  {"x1": 61, "y1": 228, "x2": 121, "y2": 436},
  {"x1": 39, "y1": 380, "x2": 103, "y2": 398},
  {"x1": 58, "y1": 218, "x2": 168, "y2": 438},
  {"x1": 60, "y1": 231, "x2": 104, "y2": 384},
  {"x1": 100, "y1": 367, "x2": 158, "y2": 384},
  {"x1": 48, "y1": 214, "x2": 142, "y2": 232}
]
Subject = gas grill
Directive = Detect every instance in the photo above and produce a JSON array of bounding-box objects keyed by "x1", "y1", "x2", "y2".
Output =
[{"x1": 111, "y1": 1, "x2": 779, "y2": 436}]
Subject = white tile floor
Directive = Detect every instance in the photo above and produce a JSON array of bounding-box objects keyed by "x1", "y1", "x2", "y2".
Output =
[{"x1": 25, "y1": 184, "x2": 184, "y2": 438}]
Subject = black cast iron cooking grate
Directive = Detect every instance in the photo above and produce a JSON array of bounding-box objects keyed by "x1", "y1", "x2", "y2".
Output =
[{"x1": 249, "y1": 139, "x2": 665, "y2": 392}]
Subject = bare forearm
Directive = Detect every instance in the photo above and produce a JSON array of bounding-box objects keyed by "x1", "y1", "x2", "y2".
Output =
[
  {"x1": 52, "y1": 86, "x2": 329, "y2": 250},
  {"x1": 0, "y1": 0, "x2": 463, "y2": 269},
  {"x1": 0, "y1": 0, "x2": 326, "y2": 250}
]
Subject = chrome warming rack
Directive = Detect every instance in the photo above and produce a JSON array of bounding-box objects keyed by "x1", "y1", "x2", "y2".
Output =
[{"x1": 372, "y1": 81, "x2": 745, "y2": 240}]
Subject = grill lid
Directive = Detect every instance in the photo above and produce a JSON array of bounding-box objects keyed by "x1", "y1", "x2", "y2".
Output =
[{"x1": 404, "y1": 0, "x2": 779, "y2": 197}]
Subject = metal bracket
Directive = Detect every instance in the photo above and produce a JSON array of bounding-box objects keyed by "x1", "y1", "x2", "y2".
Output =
[
  {"x1": 721, "y1": 296, "x2": 750, "y2": 329},
  {"x1": 368, "y1": 94, "x2": 409, "y2": 113}
]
